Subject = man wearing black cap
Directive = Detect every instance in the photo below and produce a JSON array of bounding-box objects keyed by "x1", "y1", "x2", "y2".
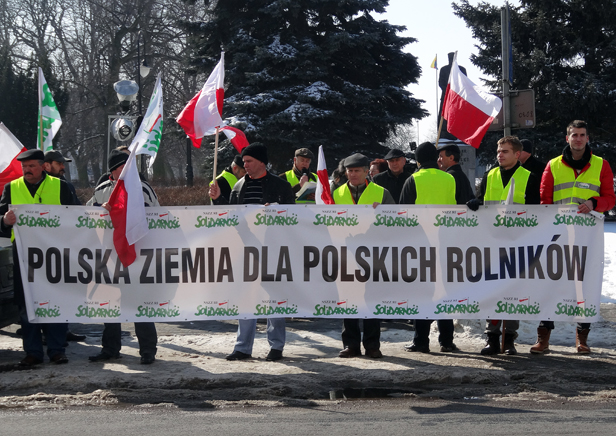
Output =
[
  {"x1": 88, "y1": 149, "x2": 158, "y2": 208},
  {"x1": 372, "y1": 149, "x2": 412, "y2": 203},
  {"x1": 437, "y1": 143, "x2": 475, "y2": 204},
  {"x1": 0, "y1": 149, "x2": 75, "y2": 366},
  {"x1": 86, "y1": 149, "x2": 159, "y2": 364},
  {"x1": 209, "y1": 155, "x2": 246, "y2": 203},
  {"x1": 467, "y1": 136, "x2": 540, "y2": 355},
  {"x1": 332, "y1": 153, "x2": 395, "y2": 359},
  {"x1": 44, "y1": 150, "x2": 81, "y2": 205},
  {"x1": 399, "y1": 142, "x2": 459, "y2": 353},
  {"x1": 281, "y1": 148, "x2": 317, "y2": 203},
  {"x1": 519, "y1": 139, "x2": 546, "y2": 179},
  {"x1": 209, "y1": 143, "x2": 295, "y2": 361}
]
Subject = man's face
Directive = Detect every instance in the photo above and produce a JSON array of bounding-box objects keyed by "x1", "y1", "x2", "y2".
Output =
[
  {"x1": 294, "y1": 156, "x2": 311, "y2": 172},
  {"x1": 44, "y1": 160, "x2": 65, "y2": 177},
  {"x1": 567, "y1": 127, "x2": 589, "y2": 154},
  {"x1": 496, "y1": 142, "x2": 520, "y2": 170},
  {"x1": 346, "y1": 166, "x2": 369, "y2": 186},
  {"x1": 111, "y1": 164, "x2": 125, "y2": 181},
  {"x1": 231, "y1": 162, "x2": 245, "y2": 178},
  {"x1": 243, "y1": 156, "x2": 266, "y2": 178},
  {"x1": 437, "y1": 151, "x2": 455, "y2": 170},
  {"x1": 387, "y1": 156, "x2": 406, "y2": 174},
  {"x1": 21, "y1": 160, "x2": 45, "y2": 184}
]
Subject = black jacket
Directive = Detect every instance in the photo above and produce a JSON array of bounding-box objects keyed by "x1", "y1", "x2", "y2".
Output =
[
  {"x1": 446, "y1": 164, "x2": 475, "y2": 205},
  {"x1": 522, "y1": 155, "x2": 547, "y2": 179},
  {"x1": 214, "y1": 171, "x2": 296, "y2": 205},
  {"x1": 372, "y1": 169, "x2": 413, "y2": 204}
]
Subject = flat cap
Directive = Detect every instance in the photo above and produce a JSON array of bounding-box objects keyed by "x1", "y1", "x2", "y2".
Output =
[
  {"x1": 344, "y1": 153, "x2": 370, "y2": 168},
  {"x1": 17, "y1": 149, "x2": 45, "y2": 161},
  {"x1": 295, "y1": 148, "x2": 314, "y2": 159},
  {"x1": 44, "y1": 150, "x2": 72, "y2": 163},
  {"x1": 384, "y1": 149, "x2": 406, "y2": 160}
]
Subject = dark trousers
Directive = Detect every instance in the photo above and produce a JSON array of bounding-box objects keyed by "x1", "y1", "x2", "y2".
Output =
[
  {"x1": 342, "y1": 318, "x2": 381, "y2": 350},
  {"x1": 539, "y1": 321, "x2": 590, "y2": 330},
  {"x1": 413, "y1": 319, "x2": 454, "y2": 347},
  {"x1": 20, "y1": 310, "x2": 67, "y2": 361},
  {"x1": 102, "y1": 322, "x2": 158, "y2": 356}
]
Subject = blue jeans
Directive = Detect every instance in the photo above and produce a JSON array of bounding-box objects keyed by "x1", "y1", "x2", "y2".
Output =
[
  {"x1": 20, "y1": 309, "x2": 67, "y2": 361},
  {"x1": 234, "y1": 318, "x2": 286, "y2": 354}
]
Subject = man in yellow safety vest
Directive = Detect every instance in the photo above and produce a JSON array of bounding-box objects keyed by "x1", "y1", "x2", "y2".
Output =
[
  {"x1": 333, "y1": 153, "x2": 395, "y2": 358},
  {"x1": 531, "y1": 120, "x2": 615, "y2": 355},
  {"x1": 467, "y1": 136, "x2": 540, "y2": 355}
]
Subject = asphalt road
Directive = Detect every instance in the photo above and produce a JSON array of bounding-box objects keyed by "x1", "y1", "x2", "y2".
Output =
[{"x1": 2, "y1": 400, "x2": 616, "y2": 436}]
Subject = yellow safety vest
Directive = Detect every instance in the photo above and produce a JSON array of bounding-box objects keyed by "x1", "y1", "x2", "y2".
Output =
[
  {"x1": 484, "y1": 166, "x2": 530, "y2": 205},
  {"x1": 285, "y1": 169, "x2": 317, "y2": 204},
  {"x1": 333, "y1": 181, "x2": 385, "y2": 205},
  {"x1": 412, "y1": 168, "x2": 456, "y2": 205},
  {"x1": 9, "y1": 175, "x2": 61, "y2": 241},
  {"x1": 209, "y1": 170, "x2": 238, "y2": 189},
  {"x1": 550, "y1": 154, "x2": 603, "y2": 205}
]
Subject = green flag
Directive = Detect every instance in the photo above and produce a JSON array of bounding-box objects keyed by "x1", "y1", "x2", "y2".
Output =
[{"x1": 37, "y1": 67, "x2": 63, "y2": 151}]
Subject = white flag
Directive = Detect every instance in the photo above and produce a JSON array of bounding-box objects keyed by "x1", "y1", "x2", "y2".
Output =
[
  {"x1": 131, "y1": 73, "x2": 164, "y2": 168},
  {"x1": 37, "y1": 68, "x2": 63, "y2": 151}
]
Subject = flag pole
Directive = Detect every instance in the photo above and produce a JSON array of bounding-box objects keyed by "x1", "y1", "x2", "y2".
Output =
[
  {"x1": 212, "y1": 126, "x2": 220, "y2": 185},
  {"x1": 435, "y1": 116, "x2": 444, "y2": 148}
]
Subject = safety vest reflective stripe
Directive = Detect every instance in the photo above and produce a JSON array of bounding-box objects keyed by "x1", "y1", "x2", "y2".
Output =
[
  {"x1": 333, "y1": 182, "x2": 385, "y2": 205},
  {"x1": 412, "y1": 168, "x2": 456, "y2": 205},
  {"x1": 550, "y1": 154, "x2": 603, "y2": 204},
  {"x1": 484, "y1": 166, "x2": 530, "y2": 205},
  {"x1": 10, "y1": 175, "x2": 62, "y2": 241}
]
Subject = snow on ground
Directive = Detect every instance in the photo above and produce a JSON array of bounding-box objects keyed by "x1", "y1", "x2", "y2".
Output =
[{"x1": 602, "y1": 222, "x2": 616, "y2": 303}]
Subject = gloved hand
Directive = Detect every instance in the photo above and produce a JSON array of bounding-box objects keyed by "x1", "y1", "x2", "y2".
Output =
[{"x1": 466, "y1": 198, "x2": 481, "y2": 211}]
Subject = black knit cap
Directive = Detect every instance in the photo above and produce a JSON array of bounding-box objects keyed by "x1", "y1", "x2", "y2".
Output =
[
  {"x1": 520, "y1": 139, "x2": 533, "y2": 153},
  {"x1": 108, "y1": 149, "x2": 129, "y2": 171},
  {"x1": 415, "y1": 142, "x2": 439, "y2": 165},
  {"x1": 17, "y1": 149, "x2": 45, "y2": 161},
  {"x1": 232, "y1": 154, "x2": 245, "y2": 169},
  {"x1": 241, "y1": 144, "x2": 268, "y2": 165}
]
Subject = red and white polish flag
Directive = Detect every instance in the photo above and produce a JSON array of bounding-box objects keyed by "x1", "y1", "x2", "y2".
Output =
[
  {"x1": 177, "y1": 52, "x2": 225, "y2": 148},
  {"x1": 0, "y1": 122, "x2": 26, "y2": 193},
  {"x1": 441, "y1": 54, "x2": 502, "y2": 148},
  {"x1": 107, "y1": 150, "x2": 148, "y2": 267},
  {"x1": 315, "y1": 145, "x2": 334, "y2": 205},
  {"x1": 220, "y1": 126, "x2": 249, "y2": 153}
]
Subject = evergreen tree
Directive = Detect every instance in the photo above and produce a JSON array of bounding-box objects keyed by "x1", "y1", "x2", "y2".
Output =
[
  {"x1": 454, "y1": 0, "x2": 616, "y2": 166},
  {"x1": 185, "y1": 0, "x2": 426, "y2": 170}
]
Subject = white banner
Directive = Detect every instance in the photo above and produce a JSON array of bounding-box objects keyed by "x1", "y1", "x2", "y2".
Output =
[{"x1": 13, "y1": 204, "x2": 603, "y2": 324}]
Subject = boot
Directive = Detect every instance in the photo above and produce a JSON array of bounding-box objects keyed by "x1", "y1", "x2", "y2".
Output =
[
  {"x1": 576, "y1": 328, "x2": 591, "y2": 354},
  {"x1": 503, "y1": 333, "x2": 517, "y2": 355},
  {"x1": 480, "y1": 333, "x2": 501, "y2": 355},
  {"x1": 530, "y1": 327, "x2": 551, "y2": 354}
]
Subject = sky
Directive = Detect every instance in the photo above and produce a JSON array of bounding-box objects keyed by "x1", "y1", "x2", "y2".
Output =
[{"x1": 379, "y1": 0, "x2": 518, "y2": 143}]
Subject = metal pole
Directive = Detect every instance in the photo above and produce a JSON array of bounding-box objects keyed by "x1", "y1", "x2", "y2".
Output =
[
  {"x1": 186, "y1": 136, "x2": 193, "y2": 187},
  {"x1": 501, "y1": 6, "x2": 511, "y2": 137},
  {"x1": 137, "y1": 30, "x2": 147, "y2": 177}
]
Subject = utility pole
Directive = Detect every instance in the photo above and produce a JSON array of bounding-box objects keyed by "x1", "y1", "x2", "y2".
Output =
[{"x1": 501, "y1": 5, "x2": 512, "y2": 137}]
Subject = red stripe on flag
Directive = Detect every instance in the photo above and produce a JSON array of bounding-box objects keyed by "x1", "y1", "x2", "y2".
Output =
[
  {"x1": 317, "y1": 169, "x2": 334, "y2": 204},
  {"x1": 216, "y1": 88, "x2": 225, "y2": 117},
  {"x1": 108, "y1": 179, "x2": 137, "y2": 266},
  {"x1": 0, "y1": 151, "x2": 25, "y2": 193},
  {"x1": 176, "y1": 90, "x2": 204, "y2": 148},
  {"x1": 443, "y1": 87, "x2": 495, "y2": 149}
]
